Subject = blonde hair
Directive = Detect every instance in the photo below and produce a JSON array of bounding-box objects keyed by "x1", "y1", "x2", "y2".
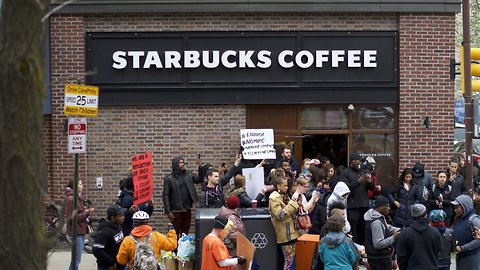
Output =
[
  {"x1": 233, "y1": 174, "x2": 246, "y2": 188},
  {"x1": 296, "y1": 176, "x2": 309, "y2": 187}
]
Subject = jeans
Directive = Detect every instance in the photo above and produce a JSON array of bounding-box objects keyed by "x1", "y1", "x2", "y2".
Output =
[{"x1": 67, "y1": 235, "x2": 85, "y2": 270}]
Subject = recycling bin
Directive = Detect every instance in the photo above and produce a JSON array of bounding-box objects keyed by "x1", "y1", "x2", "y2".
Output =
[{"x1": 195, "y1": 207, "x2": 280, "y2": 270}]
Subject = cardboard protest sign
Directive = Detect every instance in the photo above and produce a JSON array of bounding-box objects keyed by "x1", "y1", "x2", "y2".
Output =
[
  {"x1": 131, "y1": 152, "x2": 153, "y2": 205},
  {"x1": 236, "y1": 232, "x2": 256, "y2": 270},
  {"x1": 242, "y1": 167, "x2": 264, "y2": 200},
  {"x1": 240, "y1": 129, "x2": 276, "y2": 160}
]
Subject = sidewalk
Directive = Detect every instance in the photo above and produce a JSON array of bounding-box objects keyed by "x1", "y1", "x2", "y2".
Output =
[{"x1": 47, "y1": 249, "x2": 96, "y2": 270}]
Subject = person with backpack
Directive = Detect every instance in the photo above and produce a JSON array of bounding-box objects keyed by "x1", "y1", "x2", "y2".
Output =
[
  {"x1": 428, "y1": 209, "x2": 455, "y2": 270},
  {"x1": 116, "y1": 211, "x2": 177, "y2": 270},
  {"x1": 452, "y1": 195, "x2": 480, "y2": 269},
  {"x1": 93, "y1": 204, "x2": 126, "y2": 270},
  {"x1": 427, "y1": 171, "x2": 454, "y2": 225}
]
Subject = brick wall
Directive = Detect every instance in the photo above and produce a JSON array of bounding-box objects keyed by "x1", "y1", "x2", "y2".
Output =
[
  {"x1": 398, "y1": 13, "x2": 456, "y2": 176},
  {"x1": 46, "y1": 12, "x2": 456, "y2": 231}
]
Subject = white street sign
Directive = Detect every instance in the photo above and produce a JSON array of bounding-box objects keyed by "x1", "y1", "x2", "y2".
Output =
[{"x1": 68, "y1": 117, "x2": 87, "y2": 154}]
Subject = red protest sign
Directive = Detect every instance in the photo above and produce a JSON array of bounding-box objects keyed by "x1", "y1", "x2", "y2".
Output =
[{"x1": 131, "y1": 152, "x2": 153, "y2": 205}]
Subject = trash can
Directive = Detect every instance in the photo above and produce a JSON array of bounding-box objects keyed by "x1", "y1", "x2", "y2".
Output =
[{"x1": 195, "y1": 208, "x2": 280, "y2": 270}]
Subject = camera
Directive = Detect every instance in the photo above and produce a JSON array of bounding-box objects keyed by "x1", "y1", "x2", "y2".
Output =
[{"x1": 359, "y1": 156, "x2": 375, "y2": 176}]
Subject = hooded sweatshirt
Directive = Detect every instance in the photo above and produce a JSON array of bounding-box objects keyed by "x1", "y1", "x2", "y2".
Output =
[
  {"x1": 327, "y1": 182, "x2": 351, "y2": 233},
  {"x1": 396, "y1": 217, "x2": 441, "y2": 270},
  {"x1": 453, "y1": 194, "x2": 480, "y2": 257},
  {"x1": 92, "y1": 218, "x2": 124, "y2": 268},
  {"x1": 364, "y1": 208, "x2": 398, "y2": 259},
  {"x1": 319, "y1": 231, "x2": 357, "y2": 270},
  {"x1": 116, "y1": 224, "x2": 177, "y2": 270}
]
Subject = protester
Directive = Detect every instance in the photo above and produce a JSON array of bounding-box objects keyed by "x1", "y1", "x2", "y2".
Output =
[
  {"x1": 411, "y1": 162, "x2": 434, "y2": 204},
  {"x1": 448, "y1": 159, "x2": 467, "y2": 199},
  {"x1": 93, "y1": 204, "x2": 125, "y2": 270},
  {"x1": 396, "y1": 204, "x2": 441, "y2": 270},
  {"x1": 225, "y1": 174, "x2": 253, "y2": 208},
  {"x1": 364, "y1": 196, "x2": 400, "y2": 270},
  {"x1": 65, "y1": 180, "x2": 95, "y2": 270},
  {"x1": 319, "y1": 215, "x2": 357, "y2": 270},
  {"x1": 429, "y1": 209, "x2": 455, "y2": 270},
  {"x1": 452, "y1": 195, "x2": 480, "y2": 269},
  {"x1": 427, "y1": 171, "x2": 454, "y2": 226},
  {"x1": 201, "y1": 215, "x2": 247, "y2": 270},
  {"x1": 199, "y1": 168, "x2": 228, "y2": 208},
  {"x1": 274, "y1": 147, "x2": 300, "y2": 177},
  {"x1": 116, "y1": 211, "x2": 177, "y2": 270},
  {"x1": 389, "y1": 168, "x2": 420, "y2": 228},
  {"x1": 162, "y1": 156, "x2": 203, "y2": 238},
  {"x1": 118, "y1": 176, "x2": 154, "y2": 236},
  {"x1": 218, "y1": 196, "x2": 247, "y2": 257},
  {"x1": 473, "y1": 187, "x2": 480, "y2": 215},
  {"x1": 327, "y1": 181, "x2": 351, "y2": 234},
  {"x1": 340, "y1": 152, "x2": 375, "y2": 245},
  {"x1": 269, "y1": 176, "x2": 300, "y2": 270}
]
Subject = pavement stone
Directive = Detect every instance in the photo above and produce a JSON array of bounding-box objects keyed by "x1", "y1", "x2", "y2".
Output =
[{"x1": 47, "y1": 249, "x2": 96, "y2": 270}]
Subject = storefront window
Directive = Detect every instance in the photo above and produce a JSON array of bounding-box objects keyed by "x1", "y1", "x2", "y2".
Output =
[
  {"x1": 353, "y1": 106, "x2": 395, "y2": 129},
  {"x1": 300, "y1": 107, "x2": 348, "y2": 130},
  {"x1": 352, "y1": 133, "x2": 396, "y2": 185}
]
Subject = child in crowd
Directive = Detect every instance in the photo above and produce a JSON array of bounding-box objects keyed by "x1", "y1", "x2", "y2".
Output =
[
  {"x1": 429, "y1": 210, "x2": 455, "y2": 270},
  {"x1": 319, "y1": 215, "x2": 357, "y2": 270}
]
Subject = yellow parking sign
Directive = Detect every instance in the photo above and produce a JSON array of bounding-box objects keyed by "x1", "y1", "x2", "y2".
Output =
[{"x1": 64, "y1": 84, "x2": 99, "y2": 117}]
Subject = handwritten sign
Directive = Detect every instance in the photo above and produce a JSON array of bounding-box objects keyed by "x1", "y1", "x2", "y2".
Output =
[
  {"x1": 131, "y1": 152, "x2": 153, "y2": 205},
  {"x1": 240, "y1": 129, "x2": 276, "y2": 160}
]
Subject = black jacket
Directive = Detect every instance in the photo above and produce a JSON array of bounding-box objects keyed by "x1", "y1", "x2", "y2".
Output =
[
  {"x1": 92, "y1": 218, "x2": 124, "y2": 268},
  {"x1": 118, "y1": 190, "x2": 154, "y2": 236},
  {"x1": 162, "y1": 157, "x2": 202, "y2": 213},
  {"x1": 340, "y1": 166, "x2": 374, "y2": 208},
  {"x1": 396, "y1": 217, "x2": 441, "y2": 270}
]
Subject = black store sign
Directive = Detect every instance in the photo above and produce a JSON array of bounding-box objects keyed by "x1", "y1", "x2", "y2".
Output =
[{"x1": 86, "y1": 32, "x2": 398, "y2": 105}]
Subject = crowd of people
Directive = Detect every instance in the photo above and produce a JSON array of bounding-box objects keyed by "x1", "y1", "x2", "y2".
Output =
[{"x1": 63, "y1": 147, "x2": 480, "y2": 270}]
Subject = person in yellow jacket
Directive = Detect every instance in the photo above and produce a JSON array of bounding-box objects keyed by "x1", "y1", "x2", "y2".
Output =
[
  {"x1": 117, "y1": 211, "x2": 177, "y2": 269},
  {"x1": 269, "y1": 175, "x2": 300, "y2": 270}
]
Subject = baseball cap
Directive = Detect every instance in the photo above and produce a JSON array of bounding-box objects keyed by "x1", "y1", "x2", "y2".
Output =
[{"x1": 107, "y1": 204, "x2": 124, "y2": 218}]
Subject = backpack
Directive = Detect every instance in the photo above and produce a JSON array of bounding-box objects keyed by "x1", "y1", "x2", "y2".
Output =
[{"x1": 131, "y1": 233, "x2": 158, "y2": 270}]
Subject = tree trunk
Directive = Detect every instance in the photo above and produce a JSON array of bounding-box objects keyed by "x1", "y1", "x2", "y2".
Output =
[{"x1": 0, "y1": 1, "x2": 49, "y2": 269}]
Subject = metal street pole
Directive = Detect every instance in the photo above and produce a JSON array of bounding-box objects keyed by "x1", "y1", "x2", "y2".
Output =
[
  {"x1": 463, "y1": 0, "x2": 474, "y2": 192},
  {"x1": 71, "y1": 153, "x2": 79, "y2": 270}
]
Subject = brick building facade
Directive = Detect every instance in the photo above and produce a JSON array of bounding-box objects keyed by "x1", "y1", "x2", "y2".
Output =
[{"x1": 45, "y1": 1, "x2": 460, "y2": 230}]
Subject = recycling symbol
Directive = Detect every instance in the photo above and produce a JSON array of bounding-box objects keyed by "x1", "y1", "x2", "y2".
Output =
[{"x1": 251, "y1": 233, "x2": 268, "y2": 249}]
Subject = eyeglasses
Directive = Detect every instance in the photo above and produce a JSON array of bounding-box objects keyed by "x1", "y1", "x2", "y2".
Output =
[{"x1": 302, "y1": 185, "x2": 309, "y2": 188}]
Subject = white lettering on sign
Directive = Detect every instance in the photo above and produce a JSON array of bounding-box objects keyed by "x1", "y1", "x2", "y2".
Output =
[
  {"x1": 67, "y1": 117, "x2": 87, "y2": 154},
  {"x1": 112, "y1": 49, "x2": 378, "y2": 70}
]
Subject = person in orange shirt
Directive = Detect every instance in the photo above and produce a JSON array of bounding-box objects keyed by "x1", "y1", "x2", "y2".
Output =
[{"x1": 201, "y1": 215, "x2": 247, "y2": 270}]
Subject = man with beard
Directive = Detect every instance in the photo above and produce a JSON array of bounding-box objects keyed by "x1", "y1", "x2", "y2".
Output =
[
  {"x1": 162, "y1": 157, "x2": 203, "y2": 239},
  {"x1": 340, "y1": 152, "x2": 375, "y2": 246}
]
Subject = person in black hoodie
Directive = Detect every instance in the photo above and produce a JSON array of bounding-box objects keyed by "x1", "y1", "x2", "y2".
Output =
[
  {"x1": 396, "y1": 204, "x2": 441, "y2": 270},
  {"x1": 93, "y1": 204, "x2": 125, "y2": 270},
  {"x1": 118, "y1": 177, "x2": 154, "y2": 236},
  {"x1": 162, "y1": 156, "x2": 203, "y2": 238}
]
